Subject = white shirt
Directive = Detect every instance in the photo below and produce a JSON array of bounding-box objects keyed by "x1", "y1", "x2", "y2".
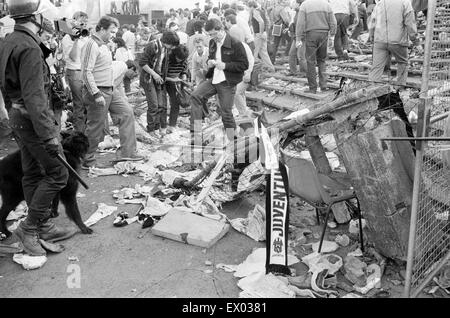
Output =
[
  {"x1": 62, "y1": 34, "x2": 88, "y2": 70},
  {"x1": 122, "y1": 30, "x2": 136, "y2": 54},
  {"x1": 236, "y1": 15, "x2": 254, "y2": 43},
  {"x1": 176, "y1": 31, "x2": 189, "y2": 45},
  {"x1": 212, "y1": 36, "x2": 227, "y2": 85},
  {"x1": 115, "y1": 47, "x2": 134, "y2": 62}
]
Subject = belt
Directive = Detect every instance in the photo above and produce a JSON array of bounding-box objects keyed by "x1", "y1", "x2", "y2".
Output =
[
  {"x1": 67, "y1": 69, "x2": 82, "y2": 71},
  {"x1": 97, "y1": 86, "x2": 113, "y2": 89}
]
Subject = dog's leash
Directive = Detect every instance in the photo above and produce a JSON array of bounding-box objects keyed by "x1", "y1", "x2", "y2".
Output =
[{"x1": 56, "y1": 154, "x2": 89, "y2": 190}]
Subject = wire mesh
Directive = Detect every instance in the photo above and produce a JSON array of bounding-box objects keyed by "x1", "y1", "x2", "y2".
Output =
[{"x1": 411, "y1": 0, "x2": 450, "y2": 296}]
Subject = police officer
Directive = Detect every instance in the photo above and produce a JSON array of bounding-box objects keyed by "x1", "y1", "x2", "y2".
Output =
[{"x1": 0, "y1": 0, "x2": 72, "y2": 256}]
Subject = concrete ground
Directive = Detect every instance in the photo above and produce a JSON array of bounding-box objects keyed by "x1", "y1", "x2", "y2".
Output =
[{"x1": 0, "y1": 133, "x2": 429, "y2": 298}]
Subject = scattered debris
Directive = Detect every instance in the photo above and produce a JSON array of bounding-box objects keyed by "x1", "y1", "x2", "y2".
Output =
[
  {"x1": 327, "y1": 221, "x2": 337, "y2": 229},
  {"x1": 230, "y1": 204, "x2": 266, "y2": 242},
  {"x1": 205, "y1": 260, "x2": 212, "y2": 266},
  {"x1": 335, "y1": 234, "x2": 350, "y2": 247},
  {"x1": 238, "y1": 272, "x2": 296, "y2": 298},
  {"x1": 98, "y1": 135, "x2": 120, "y2": 151},
  {"x1": 354, "y1": 264, "x2": 382, "y2": 294},
  {"x1": 348, "y1": 247, "x2": 364, "y2": 257},
  {"x1": 151, "y1": 208, "x2": 230, "y2": 248},
  {"x1": 113, "y1": 212, "x2": 139, "y2": 227},
  {"x1": 68, "y1": 256, "x2": 79, "y2": 262},
  {"x1": 13, "y1": 254, "x2": 47, "y2": 270},
  {"x1": 311, "y1": 241, "x2": 339, "y2": 253},
  {"x1": 349, "y1": 219, "x2": 367, "y2": 234},
  {"x1": 233, "y1": 248, "x2": 299, "y2": 278},
  {"x1": 84, "y1": 203, "x2": 118, "y2": 227},
  {"x1": 204, "y1": 269, "x2": 213, "y2": 274},
  {"x1": 142, "y1": 197, "x2": 172, "y2": 218},
  {"x1": 216, "y1": 263, "x2": 238, "y2": 273},
  {"x1": 343, "y1": 255, "x2": 368, "y2": 287}
]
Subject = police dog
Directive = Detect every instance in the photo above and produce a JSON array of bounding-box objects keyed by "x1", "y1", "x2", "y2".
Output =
[{"x1": 0, "y1": 131, "x2": 93, "y2": 238}]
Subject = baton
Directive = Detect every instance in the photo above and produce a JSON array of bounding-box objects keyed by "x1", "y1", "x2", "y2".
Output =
[{"x1": 56, "y1": 154, "x2": 89, "y2": 190}]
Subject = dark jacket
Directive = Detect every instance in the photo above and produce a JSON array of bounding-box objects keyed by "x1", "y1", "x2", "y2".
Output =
[
  {"x1": 0, "y1": 25, "x2": 58, "y2": 142},
  {"x1": 205, "y1": 34, "x2": 249, "y2": 86},
  {"x1": 138, "y1": 39, "x2": 165, "y2": 85}
]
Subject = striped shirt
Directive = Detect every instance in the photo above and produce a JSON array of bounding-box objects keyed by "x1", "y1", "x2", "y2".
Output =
[
  {"x1": 81, "y1": 33, "x2": 114, "y2": 96},
  {"x1": 166, "y1": 52, "x2": 188, "y2": 79}
]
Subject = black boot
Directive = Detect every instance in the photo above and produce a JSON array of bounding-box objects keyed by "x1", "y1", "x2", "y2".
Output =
[
  {"x1": 14, "y1": 219, "x2": 46, "y2": 256},
  {"x1": 38, "y1": 219, "x2": 76, "y2": 243}
]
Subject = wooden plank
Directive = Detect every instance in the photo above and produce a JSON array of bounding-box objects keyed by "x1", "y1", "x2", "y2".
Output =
[
  {"x1": 152, "y1": 209, "x2": 230, "y2": 248},
  {"x1": 334, "y1": 119, "x2": 415, "y2": 260},
  {"x1": 260, "y1": 72, "x2": 340, "y2": 89},
  {"x1": 245, "y1": 91, "x2": 300, "y2": 112},
  {"x1": 258, "y1": 83, "x2": 328, "y2": 101},
  {"x1": 328, "y1": 61, "x2": 423, "y2": 76},
  {"x1": 326, "y1": 71, "x2": 423, "y2": 89}
]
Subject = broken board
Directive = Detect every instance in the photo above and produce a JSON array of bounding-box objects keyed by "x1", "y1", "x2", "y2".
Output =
[
  {"x1": 152, "y1": 209, "x2": 230, "y2": 248},
  {"x1": 335, "y1": 119, "x2": 415, "y2": 260}
]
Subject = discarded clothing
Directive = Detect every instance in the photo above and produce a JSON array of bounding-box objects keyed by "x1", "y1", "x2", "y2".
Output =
[
  {"x1": 85, "y1": 203, "x2": 118, "y2": 227},
  {"x1": 13, "y1": 254, "x2": 47, "y2": 270}
]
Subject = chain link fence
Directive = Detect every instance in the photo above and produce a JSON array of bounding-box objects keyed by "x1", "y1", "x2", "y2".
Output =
[{"x1": 407, "y1": 0, "x2": 450, "y2": 297}]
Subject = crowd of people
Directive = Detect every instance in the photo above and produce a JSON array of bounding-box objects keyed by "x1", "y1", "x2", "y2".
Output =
[{"x1": 0, "y1": 0, "x2": 426, "y2": 255}]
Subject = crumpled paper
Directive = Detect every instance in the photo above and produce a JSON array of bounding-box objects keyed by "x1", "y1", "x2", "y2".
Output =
[
  {"x1": 311, "y1": 241, "x2": 340, "y2": 253},
  {"x1": 158, "y1": 169, "x2": 201, "y2": 186},
  {"x1": 98, "y1": 135, "x2": 120, "y2": 151},
  {"x1": 238, "y1": 272, "x2": 296, "y2": 298},
  {"x1": 234, "y1": 248, "x2": 299, "y2": 278},
  {"x1": 302, "y1": 252, "x2": 343, "y2": 275},
  {"x1": 84, "y1": 203, "x2": 118, "y2": 227},
  {"x1": 230, "y1": 204, "x2": 266, "y2": 242},
  {"x1": 141, "y1": 196, "x2": 172, "y2": 217},
  {"x1": 147, "y1": 150, "x2": 180, "y2": 167},
  {"x1": 13, "y1": 254, "x2": 47, "y2": 270}
]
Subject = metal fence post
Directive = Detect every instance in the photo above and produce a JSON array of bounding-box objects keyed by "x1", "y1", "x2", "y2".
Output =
[{"x1": 403, "y1": 0, "x2": 437, "y2": 298}]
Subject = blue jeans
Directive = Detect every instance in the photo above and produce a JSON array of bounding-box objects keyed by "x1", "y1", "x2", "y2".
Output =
[
  {"x1": 165, "y1": 81, "x2": 181, "y2": 127},
  {"x1": 141, "y1": 79, "x2": 167, "y2": 132},
  {"x1": 334, "y1": 13, "x2": 349, "y2": 59},
  {"x1": 289, "y1": 39, "x2": 307, "y2": 73},
  {"x1": 189, "y1": 79, "x2": 237, "y2": 144},
  {"x1": 305, "y1": 31, "x2": 328, "y2": 92}
]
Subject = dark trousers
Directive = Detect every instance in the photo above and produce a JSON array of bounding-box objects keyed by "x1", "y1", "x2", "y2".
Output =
[
  {"x1": 270, "y1": 32, "x2": 290, "y2": 63},
  {"x1": 142, "y1": 79, "x2": 167, "y2": 132},
  {"x1": 66, "y1": 69, "x2": 86, "y2": 133},
  {"x1": 334, "y1": 13, "x2": 349, "y2": 59},
  {"x1": 305, "y1": 31, "x2": 328, "y2": 92},
  {"x1": 166, "y1": 81, "x2": 181, "y2": 127},
  {"x1": 189, "y1": 79, "x2": 237, "y2": 144},
  {"x1": 9, "y1": 109, "x2": 68, "y2": 224},
  {"x1": 351, "y1": 19, "x2": 364, "y2": 40}
]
